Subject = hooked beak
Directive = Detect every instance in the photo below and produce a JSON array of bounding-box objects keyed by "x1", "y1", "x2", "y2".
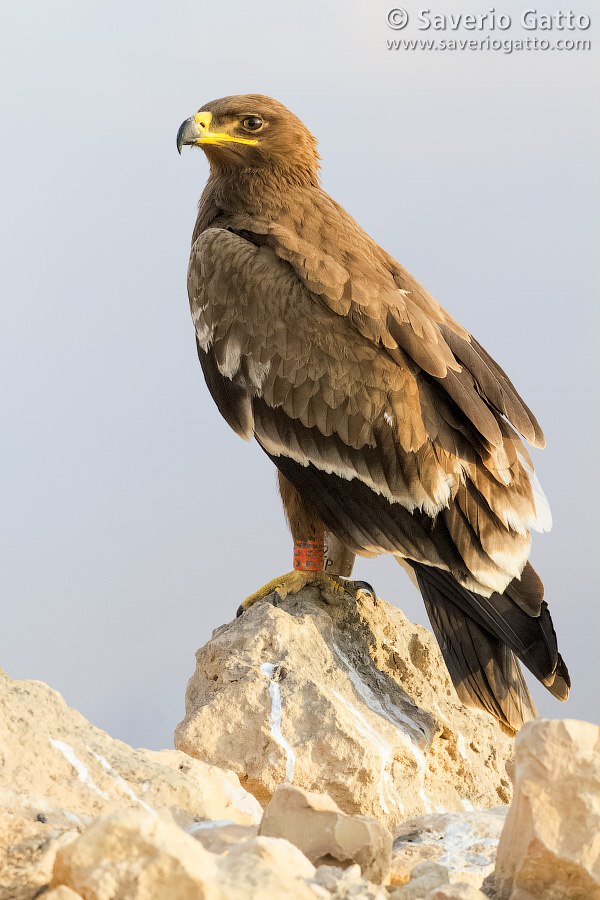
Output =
[
  {"x1": 176, "y1": 116, "x2": 202, "y2": 155},
  {"x1": 176, "y1": 111, "x2": 258, "y2": 154}
]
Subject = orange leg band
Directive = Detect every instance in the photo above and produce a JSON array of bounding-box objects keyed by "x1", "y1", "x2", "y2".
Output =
[{"x1": 293, "y1": 539, "x2": 325, "y2": 572}]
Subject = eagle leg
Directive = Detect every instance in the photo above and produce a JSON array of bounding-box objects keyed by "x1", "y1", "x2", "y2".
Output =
[
  {"x1": 277, "y1": 471, "x2": 357, "y2": 575},
  {"x1": 236, "y1": 472, "x2": 374, "y2": 616}
]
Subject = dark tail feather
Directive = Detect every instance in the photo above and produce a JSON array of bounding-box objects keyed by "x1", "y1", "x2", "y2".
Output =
[
  {"x1": 504, "y1": 561, "x2": 544, "y2": 615},
  {"x1": 420, "y1": 580, "x2": 537, "y2": 731},
  {"x1": 504, "y1": 562, "x2": 570, "y2": 701},
  {"x1": 411, "y1": 561, "x2": 570, "y2": 732},
  {"x1": 545, "y1": 653, "x2": 570, "y2": 701}
]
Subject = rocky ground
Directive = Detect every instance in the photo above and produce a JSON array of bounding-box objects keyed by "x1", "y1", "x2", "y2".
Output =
[{"x1": 1, "y1": 587, "x2": 598, "y2": 900}]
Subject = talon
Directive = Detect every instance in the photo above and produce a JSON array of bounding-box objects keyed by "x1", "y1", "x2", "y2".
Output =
[
  {"x1": 241, "y1": 570, "x2": 308, "y2": 615},
  {"x1": 351, "y1": 580, "x2": 378, "y2": 605},
  {"x1": 238, "y1": 570, "x2": 379, "y2": 616}
]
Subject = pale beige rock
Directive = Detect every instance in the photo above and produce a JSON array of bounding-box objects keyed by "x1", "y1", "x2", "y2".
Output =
[
  {"x1": 39, "y1": 888, "x2": 84, "y2": 900},
  {"x1": 389, "y1": 860, "x2": 449, "y2": 898},
  {"x1": 494, "y1": 718, "x2": 600, "y2": 900},
  {"x1": 391, "y1": 843, "x2": 444, "y2": 885},
  {"x1": 0, "y1": 667, "x2": 261, "y2": 828},
  {"x1": 190, "y1": 821, "x2": 257, "y2": 854},
  {"x1": 425, "y1": 885, "x2": 488, "y2": 899},
  {"x1": 312, "y1": 863, "x2": 388, "y2": 898},
  {"x1": 0, "y1": 801, "x2": 81, "y2": 900},
  {"x1": 392, "y1": 808, "x2": 507, "y2": 887},
  {"x1": 51, "y1": 808, "x2": 219, "y2": 898},
  {"x1": 0, "y1": 666, "x2": 261, "y2": 898},
  {"x1": 142, "y1": 748, "x2": 264, "y2": 825},
  {"x1": 52, "y1": 808, "x2": 319, "y2": 899},
  {"x1": 220, "y1": 836, "x2": 317, "y2": 897},
  {"x1": 175, "y1": 587, "x2": 514, "y2": 828},
  {"x1": 259, "y1": 784, "x2": 392, "y2": 883}
]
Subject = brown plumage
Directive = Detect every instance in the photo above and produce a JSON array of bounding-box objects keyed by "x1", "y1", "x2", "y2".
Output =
[{"x1": 177, "y1": 94, "x2": 569, "y2": 732}]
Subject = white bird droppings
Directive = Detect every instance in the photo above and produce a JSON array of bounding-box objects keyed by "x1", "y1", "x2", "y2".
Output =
[
  {"x1": 49, "y1": 739, "x2": 109, "y2": 800},
  {"x1": 332, "y1": 688, "x2": 403, "y2": 816},
  {"x1": 433, "y1": 702, "x2": 450, "y2": 723},
  {"x1": 187, "y1": 819, "x2": 236, "y2": 832},
  {"x1": 437, "y1": 819, "x2": 499, "y2": 879},
  {"x1": 92, "y1": 752, "x2": 156, "y2": 815},
  {"x1": 331, "y1": 644, "x2": 443, "y2": 816},
  {"x1": 261, "y1": 662, "x2": 296, "y2": 784},
  {"x1": 333, "y1": 644, "x2": 426, "y2": 742}
]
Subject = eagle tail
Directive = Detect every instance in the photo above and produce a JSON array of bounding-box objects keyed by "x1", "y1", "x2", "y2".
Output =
[{"x1": 410, "y1": 561, "x2": 570, "y2": 732}]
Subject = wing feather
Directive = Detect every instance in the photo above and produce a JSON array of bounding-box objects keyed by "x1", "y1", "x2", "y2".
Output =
[
  {"x1": 219, "y1": 209, "x2": 543, "y2": 450},
  {"x1": 188, "y1": 225, "x2": 546, "y2": 594}
]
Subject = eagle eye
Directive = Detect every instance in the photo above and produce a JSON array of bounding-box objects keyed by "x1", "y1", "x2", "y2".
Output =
[{"x1": 242, "y1": 116, "x2": 263, "y2": 132}]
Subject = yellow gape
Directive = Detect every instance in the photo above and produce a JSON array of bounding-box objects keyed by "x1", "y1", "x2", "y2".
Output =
[{"x1": 193, "y1": 110, "x2": 258, "y2": 146}]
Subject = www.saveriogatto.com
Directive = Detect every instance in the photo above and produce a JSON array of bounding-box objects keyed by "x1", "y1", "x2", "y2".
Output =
[{"x1": 385, "y1": 7, "x2": 592, "y2": 52}]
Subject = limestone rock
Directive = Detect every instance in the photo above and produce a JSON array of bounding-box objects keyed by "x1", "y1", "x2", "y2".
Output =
[
  {"x1": 141, "y1": 748, "x2": 264, "y2": 825},
  {"x1": 39, "y1": 888, "x2": 84, "y2": 900},
  {"x1": 0, "y1": 666, "x2": 261, "y2": 898},
  {"x1": 39, "y1": 884, "x2": 82, "y2": 900},
  {"x1": 220, "y1": 835, "x2": 317, "y2": 897},
  {"x1": 259, "y1": 784, "x2": 392, "y2": 883},
  {"x1": 190, "y1": 820, "x2": 257, "y2": 854},
  {"x1": 0, "y1": 799, "x2": 82, "y2": 900},
  {"x1": 392, "y1": 808, "x2": 507, "y2": 887},
  {"x1": 0, "y1": 667, "x2": 260, "y2": 827},
  {"x1": 425, "y1": 886, "x2": 488, "y2": 899},
  {"x1": 312, "y1": 863, "x2": 388, "y2": 898},
  {"x1": 391, "y1": 843, "x2": 444, "y2": 885},
  {"x1": 389, "y1": 860, "x2": 449, "y2": 898},
  {"x1": 175, "y1": 587, "x2": 514, "y2": 828},
  {"x1": 51, "y1": 808, "x2": 319, "y2": 899},
  {"x1": 494, "y1": 718, "x2": 600, "y2": 900}
]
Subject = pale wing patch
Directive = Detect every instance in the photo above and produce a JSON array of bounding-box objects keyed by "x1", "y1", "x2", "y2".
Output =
[
  {"x1": 517, "y1": 450, "x2": 552, "y2": 533},
  {"x1": 191, "y1": 306, "x2": 214, "y2": 352},
  {"x1": 257, "y1": 427, "x2": 455, "y2": 519},
  {"x1": 219, "y1": 340, "x2": 243, "y2": 379},
  {"x1": 246, "y1": 358, "x2": 271, "y2": 391},
  {"x1": 487, "y1": 543, "x2": 531, "y2": 580}
]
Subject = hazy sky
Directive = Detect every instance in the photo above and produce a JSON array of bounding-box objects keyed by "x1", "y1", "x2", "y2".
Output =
[{"x1": 1, "y1": 0, "x2": 598, "y2": 749}]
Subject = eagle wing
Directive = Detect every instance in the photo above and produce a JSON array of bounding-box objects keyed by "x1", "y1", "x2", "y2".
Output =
[{"x1": 189, "y1": 223, "x2": 550, "y2": 596}]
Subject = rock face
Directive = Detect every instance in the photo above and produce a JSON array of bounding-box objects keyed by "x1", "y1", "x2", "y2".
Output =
[
  {"x1": 175, "y1": 586, "x2": 514, "y2": 828},
  {"x1": 42, "y1": 888, "x2": 84, "y2": 900},
  {"x1": 388, "y1": 860, "x2": 449, "y2": 898},
  {"x1": 387, "y1": 861, "x2": 489, "y2": 899},
  {"x1": 4, "y1": 585, "x2": 600, "y2": 900},
  {"x1": 391, "y1": 808, "x2": 507, "y2": 887},
  {"x1": 259, "y1": 784, "x2": 392, "y2": 883},
  {"x1": 0, "y1": 667, "x2": 262, "y2": 899},
  {"x1": 51, "y1": 808, "x2": 319, "y2": 900},
  {"x1": 49, "y1": 807, "x2": 391, "y2": 900},
  {"x1": 494, "y1": 718, "x2": 600, "y2": 900},
  {"x1": 424, "y1": 886, "x2": 489, "y2": 900}
]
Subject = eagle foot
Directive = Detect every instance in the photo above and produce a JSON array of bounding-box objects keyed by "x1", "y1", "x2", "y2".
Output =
[{"x1": 236, "y1": 571, "x2": 377, "y2": 617}]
